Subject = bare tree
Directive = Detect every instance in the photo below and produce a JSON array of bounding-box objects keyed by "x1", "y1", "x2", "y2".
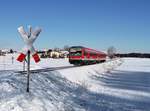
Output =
[
  {"x1": 107, "y1": 46, "x2": 116, "y2": 59},
  {"x1": 53, "y1": 47, "x2": 60, "y2": 52},
  {"x1": 10, "y1": 49, "x2": 14, "y2": 54},
  {"x1": 63, "y1": 45, "x2": 70, "y2": 51}
]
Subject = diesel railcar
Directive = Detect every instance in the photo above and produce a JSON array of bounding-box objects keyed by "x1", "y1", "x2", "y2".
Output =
[{"x1": 69, "y1": 46, "x2": 107, "y2": 65}]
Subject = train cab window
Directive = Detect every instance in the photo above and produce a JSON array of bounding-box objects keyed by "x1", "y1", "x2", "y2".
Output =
[
  {"x1": 70, "y1": 51, "x2": 82, "y2": 56},
  {"x1": 70, "y1": 48, "x2": 82, "y2": 56}
]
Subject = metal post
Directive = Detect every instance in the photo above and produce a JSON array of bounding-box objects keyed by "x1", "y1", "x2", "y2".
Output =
[
  {"x1": 23, "y1": 60, "x2": 25, "y2": 71},
  {"x1": 3, "y1": 55, "x2": 6, "y2": 70},
  {"x1": 12, "y1": 56, "x2": 14, "y2": 64},
  {"x1": 27, "y1": 50, "x2": 30, "y2": 92}
]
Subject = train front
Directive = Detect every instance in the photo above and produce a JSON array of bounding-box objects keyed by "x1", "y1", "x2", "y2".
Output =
[{"x1": 69, "y1": 46, "x2": 83, "y2": 65}]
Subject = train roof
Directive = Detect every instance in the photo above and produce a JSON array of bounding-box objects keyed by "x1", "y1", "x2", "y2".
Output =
[
  {"x1": 70, "y1": 46, "x2": 106, "y2": 55},
  {"x1": 70, "y1": 46, "x2": 84, "y2": 49}
]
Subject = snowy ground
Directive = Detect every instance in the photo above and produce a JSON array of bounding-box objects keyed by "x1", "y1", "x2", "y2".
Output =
[
  {"x1": 0, "y1": 53, "x2": 72, "y2": 71},
  {"x1": 0, "y1": 54, "x2": 150, "y2": 111}
]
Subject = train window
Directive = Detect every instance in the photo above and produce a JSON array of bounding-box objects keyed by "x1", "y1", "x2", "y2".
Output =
[
  {"x1": 84, "y1": 51, "x2": 88, "y2": 56},
  {"x1": 90, "y1": 52, "x2": 96, "y2": 56},
  {"x1": 70, "y1": 51, "x2": 82, "y2": 56}
]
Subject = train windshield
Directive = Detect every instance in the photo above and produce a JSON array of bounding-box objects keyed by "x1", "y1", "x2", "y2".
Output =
[{"x1": 70, "y1": 48, "x2": 82, "y2": 56}]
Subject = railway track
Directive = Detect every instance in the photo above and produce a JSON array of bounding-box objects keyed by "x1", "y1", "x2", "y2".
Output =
[
  {"x1": 16, "y1": 65, "x2": 80, "y2": 74},
  {"x1": 1, "y1": 59, "x2": 118, "y2": 74}
]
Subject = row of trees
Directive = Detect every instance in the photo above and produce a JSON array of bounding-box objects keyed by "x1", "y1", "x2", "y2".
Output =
[
  {"x1": 115, "y1": 53, "x2": 150, "y2": 58},
  {"x1": 107, "y1": 46, "x2": 116, "y2": 59},
  {"x1": 53, "y1": 45, "x2": 70, "y2": 52}
]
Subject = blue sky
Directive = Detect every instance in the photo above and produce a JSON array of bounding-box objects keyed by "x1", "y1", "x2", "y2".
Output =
[{"x1": 0, "y1": 0, "x2": 150, "y2": 53}]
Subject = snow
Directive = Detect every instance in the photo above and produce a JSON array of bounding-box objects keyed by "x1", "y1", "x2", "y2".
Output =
[
  {"x1": 0, "y1": 54, "x2": 150, "y2": 111},
  {"x1": 0, "y1": 53, "x2": 72, "y2": 71},
  {"x1": 117, "y1": 58, "x2": 150, "y2": 72}
]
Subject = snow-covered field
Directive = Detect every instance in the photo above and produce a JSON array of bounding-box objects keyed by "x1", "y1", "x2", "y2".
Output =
[
  {"x1": 0, "y1": 54, "x2": 72, "y2": 71},
  {"x1": 0, "y1": 54, "x2": 150, "y2": 111}
]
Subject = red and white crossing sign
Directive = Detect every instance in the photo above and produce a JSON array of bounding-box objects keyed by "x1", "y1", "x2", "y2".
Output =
[{"x1": 17, "y1": 26, "x2": 41, "y2": 63}]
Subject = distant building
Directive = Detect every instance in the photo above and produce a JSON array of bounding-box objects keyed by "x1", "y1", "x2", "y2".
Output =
[
  {"x1": 39, "y1": 49, "x2": 52, "y2": 58},
  {"x1": 0, "y1": 49, "x2": 5, "y2": 56},
  {"x1": 1, "y1": 49, "x2": 9, "y2": 54},
  {"x1": 50, "y1": 51, "x2": 60, "y2": 58},
  {"x1": 40, "y1": 49, "x2": 69, "y2": 58},
  {"x1": 60, "y1": 51, "x2": 69, "y2": 58}
]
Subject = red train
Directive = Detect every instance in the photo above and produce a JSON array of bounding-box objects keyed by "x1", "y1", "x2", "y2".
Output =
[{"x1": 69, "y1": 46, "x2": 107, "y2": 65}]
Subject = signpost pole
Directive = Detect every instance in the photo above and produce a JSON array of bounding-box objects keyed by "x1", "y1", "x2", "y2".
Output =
[
  {"x1": 23, "y1": 60, "x2": 25, "y2": 71},
  {"x1": 12, "y1": 56, "x2": 14, "y2": 64},
  {"x1": 27, "y1": 50, "x2": 30, "y2": 92},
  {"x1": 27, "y1": 25, "x2": 31, "y2": 92}
]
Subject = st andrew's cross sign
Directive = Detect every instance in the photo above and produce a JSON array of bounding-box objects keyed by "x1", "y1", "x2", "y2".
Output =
[
  {"x1": 17, "y1": 26, "x2": 42, "y2": 92},
  {"x1": 17, "y1": 26, "x2": 41, "y2": 63}
]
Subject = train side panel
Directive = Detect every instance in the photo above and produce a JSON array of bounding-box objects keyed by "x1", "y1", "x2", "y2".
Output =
[{"x1": 69, "y1": 46, "x2": 107, "y2": 65}]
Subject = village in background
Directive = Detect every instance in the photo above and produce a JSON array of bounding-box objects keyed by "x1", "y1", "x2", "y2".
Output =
[
  {"x1": 0, "y1": 45, "x2": 70, "y2": 59},
  {"x1": 1, "y1": 45, "x2": 150, "y2": 59}
]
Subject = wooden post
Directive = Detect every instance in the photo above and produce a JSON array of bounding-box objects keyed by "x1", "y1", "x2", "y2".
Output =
[{"x1": 26, "y1": 50, "x2": 30, "y2": 92}]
